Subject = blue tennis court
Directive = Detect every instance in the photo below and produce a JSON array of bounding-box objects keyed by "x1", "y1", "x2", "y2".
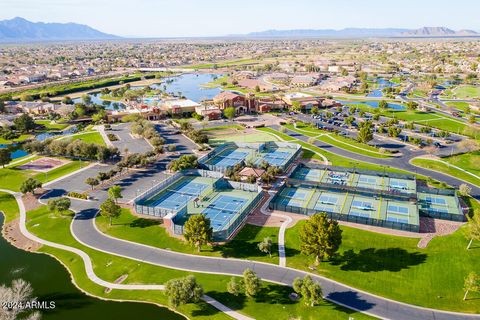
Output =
[
  {"x1": 278, "y1": 188, "x2": 311, "y2": 207},
  {"x1": 202, "y1": 195, "x2": 247, "y2": 231},
  {"x1": 207, "y1": 149, "x2": 249, "y2": 167},
  {"x1": 150, "y1": 180, "x2": 208, "y2": 211},
  {"x1": 257, "y1": 149, "x2": 293, "y2": 166}
]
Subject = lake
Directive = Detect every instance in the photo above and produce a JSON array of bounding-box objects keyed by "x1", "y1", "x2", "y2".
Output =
[
  {"x1": 148, "y1": 73, "x2": 222, "y2": 102},
  {"x1": 366, "y1": 78, "x2": 396, "y2": 98},
  {"x1": 0, "y1": 215, "x2": 184, "y2": 320}
]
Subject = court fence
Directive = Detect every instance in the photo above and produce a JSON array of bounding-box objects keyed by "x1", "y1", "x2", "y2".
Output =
[
  {"x1": 269, "y1": 188, "x2": 420, "y2": 232},
  {"x1": 199, "y1": 141, "x2": 301, "y2": 173}
]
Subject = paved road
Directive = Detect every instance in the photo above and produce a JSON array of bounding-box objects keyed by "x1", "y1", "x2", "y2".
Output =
[
  {"x1": 274, "y1": 124, "x2": 480, "y2": 199},
  {"x1": 39, "y1": 121, "x2": 480, "y2": 319}
]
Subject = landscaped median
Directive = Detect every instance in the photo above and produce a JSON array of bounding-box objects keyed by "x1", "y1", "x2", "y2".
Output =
[
  {"x1": 282, "y1": 123, "x2": 394, "y2": 158},
  {"x1": 0, "y1": 192, "x2": 372, "y2": 320},
  {"x1": 410, "y1": 156, "x2": 480, "y2": 187}
]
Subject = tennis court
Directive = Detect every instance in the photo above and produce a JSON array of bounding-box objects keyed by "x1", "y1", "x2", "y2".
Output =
[
  {"x1": 140, "y1": 177, "x2": 210, "y2": 211},
  {"x1": 205, "y1": 148, "x2": 251, "y2": 167},
  {"x1": 354, "y1": 174, "x2": 383, "y2": 190},
  {"x1": 417, "y1": 192, "x2": 462, "y2": 218},
  {"x1": 322, "y1": 170, "x2": 350, "y2": 186},
  {"x1": 292, "y1": 166, "x2": 323, "y2": 182},
  {"x1": 201, "y1": 195, "x2": 248, "y2": 231},
  {"x1": 387, "y1": 178, "x2": 416, "y2": 193},
  {"x1": 346, "y1": 195, "x2": 380, "y2": 219},
  {"x1": 384, "y1": 200, "x2": 417, "y2": 225},
  {"x1": 277, "y1": 187, "x2": 313, "y2": 207},
  {"x1": 314, "y1": 191, "x2": 344, "y2": 213},
  {"x1": 256, "y1": 148, "x2": 294, "y2": 167}
]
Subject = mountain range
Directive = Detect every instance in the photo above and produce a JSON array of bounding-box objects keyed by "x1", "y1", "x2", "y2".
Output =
[
  {"x1": 243, "y1": 27, "x2": 479, "y2": 38},
  {"x1": 0, "y1": 17, "x2": 119, "y2": 41}
]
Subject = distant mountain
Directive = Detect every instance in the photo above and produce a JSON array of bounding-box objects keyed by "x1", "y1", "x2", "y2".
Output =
[
  {"x1": 0, "y1": 17, "x2": 120, "y2": 41},
  {"x1": 400, "y1": 27, "x2": 478, "y2": 37},
  {"x1": 241, "y1": 27, "x2": 479, "y2": 38}
]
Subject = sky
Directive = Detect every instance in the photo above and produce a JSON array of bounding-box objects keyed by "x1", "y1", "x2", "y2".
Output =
[{"x1": 1, "y1": 0, "x2": 480, "y2": 38}]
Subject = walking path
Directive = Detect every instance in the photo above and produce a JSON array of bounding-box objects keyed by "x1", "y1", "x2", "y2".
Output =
[
  {"x1": 0, "y1": 188, "x2": 252, "y2": 320},
  {"x1": 412, "y1": 155, "x2": 480, "y2": 186}
]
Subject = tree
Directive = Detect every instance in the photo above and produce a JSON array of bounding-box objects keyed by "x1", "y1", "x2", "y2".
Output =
[
  {"x1": 223, "y1": 106, "x2": 236, "y2": 120},
  {"x1": 310, "y1": 106, "x2": 319, "y2": 115},
  {"x1": 183, "y1": 214, "x2": 213, "y2": 252},
  {"x1": 227, "y1": 277, "x2": 243, "y2": 296},
  {"x1": 82, "y1": 94, "x2": 92, "y2": 105},
  {"x1": 406, "y1": 101, "x2": 419, "y2": 110},
  {"x1": 167, "y1": 154, "x2": 198, "y2": 172},
  {"x1": 92, "y1": 110, "x2": 107, "y2": 123},
  {"x1": 388, "y1": 126, "x2": 402, "y2": 138},
  {"x1": 300, "y1": 213, "x2": 343, "y2": 265},
  {"x1": 465, "y1": 210, "x2": 480, "y2": 250},
  {"x1": 85, "y1": 177, "x2": 99, "y2": 190},
  {"x1": 62, "y1": 96, "x2": 74, "y2": 104},
  {"x1": 0, "y1": 148, "x2": 11, "y2": 168},
  {"x1": 243, "y1": 268, "x2": 261, "y2": 297},
  {"x1": 291, "y1": 101, "x2": 302, "y2": 113},
  {"x1": 357, "y1": 121, "x2": 374, "y2": 144},
  {"x1": 20, "y1": 178, "x2": 42, "y2": 195},
  {"x1": 99, "y1": 198, "x2": 121, "y2": 226},
  {"x1": 108, "y1": 185, "x2": 123, "y2": 203},
  {"x1": 13, "y1": 114, "x2": 35, "y2": 133},
  {"x1": 468, "y1": 115, "x2": 476, "y2": 124},
  {"x1": 257, "y1": 237, "x2": 273, "y2": 257},
  {"x1": 0, "y1": 279, "x2": 41, "y2": 320},
  {"x1": 464, "y1": 272, "x2": 480, "y2": 300},
  {"x1": 459, "y1": 184, "x2": 472, "y2": 197},
  {"x1": 378, "y1": 100, "x2": 388, "y2": 109},
  {"x1": 164, "y1": 275, "x2": 203, "y2": 308},
  {"x1": 48, "y1": 197, "x2": 71, "y2": 216},
  {"x1": 293, "y1": 275, "x2": 323, "y2": 306}
]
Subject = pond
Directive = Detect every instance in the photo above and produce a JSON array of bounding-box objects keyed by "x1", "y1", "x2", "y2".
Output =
[
  {"x1": 339, "y1": 100, "x2": 406, "y2": 111},
  {"x1": 366, "y1": 78, "x2": 396, "y2": 98},
  {"x1": 72, "y1": 93, "x2": 128, "y2": 110},
  {"x1": 148, "y1": 73, "x2": 223, "y2": 102},
  {"x1": 0, "y1": 214, "x2": 185, "y2": 320},
  {"x1": 0, "y1": 143, "x2": 28, "y2": 159}
]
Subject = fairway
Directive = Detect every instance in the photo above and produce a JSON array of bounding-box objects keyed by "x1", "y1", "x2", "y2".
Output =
[{"x1": 453, "y1": 85, "x2": 480, "y2": 99}]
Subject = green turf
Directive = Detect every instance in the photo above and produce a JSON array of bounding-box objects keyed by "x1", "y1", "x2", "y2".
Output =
[
  {"x1": 0, "y1": 158, "x2": 87, "y2": 191},
  {"x1": 96, "y1": 208, "x2": 279, "y2": 264},
  {"x1": 35, "y1": 120, "x2": 69, "y2": 131},
  {"x1": 0, "y1": 134, "x2": 33, "y2": 144},
  {"x1": 62, "y1": 131, "x2": 106, "y2": 146},
  {"x1": 24, "y1": 204, "x2": 372, "y2": 320},
  {"x1": 285, "y1": 216, "x2": 480, "y2": 313},
  {"x1": 453, "y1": 85, "x2": 480, "y2": 99},
  {"x1": 0, "y1": 192, "x2": 20, "y2": 223},
  {"x1": 283, "y1": 123, "x2": 392, "y2": 158},
  {"x1": 209, "y1": 130, "x2": 280, "y2": 145},
  {"x1": 411, "y1": 156, "x2": 480, "y2": 187}
]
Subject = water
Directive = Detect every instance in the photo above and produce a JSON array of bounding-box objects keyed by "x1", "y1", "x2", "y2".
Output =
[
  {"x1": 150, "y1": 74, "x2": 223, "y2": 102},
  {"x1": 366, "y1": 78, "x2": 396, "y2": 98},
  {"x1": 72, "y1": 93, "x2": 128, "y2": 110},
  {"x1": 35, "y1": 126, "x2": 78, "y2": 142},
  {"x1": 0, "y1": 143, "x2": 28, "y2": 160},
  {"x1": 339, "y1": 100, "x2": 406, "y2": 111},
  {"x1": 0, "y1": 215, "x2": 184, "y2": 320}
]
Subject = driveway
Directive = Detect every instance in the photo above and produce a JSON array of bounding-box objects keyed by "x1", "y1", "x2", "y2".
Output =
[{"x1": 109, "y1": 123, "x2": 153, "y2": 154}]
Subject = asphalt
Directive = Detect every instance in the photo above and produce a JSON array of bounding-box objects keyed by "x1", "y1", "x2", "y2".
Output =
[
  {"x1": 108, "y1": 123, "x2": 153, "y2": 154},
  {"x1": 273, "y1": 124, "x2": 480, "y2": 199},
  {"x1": 40, "y1": 121, "x2": 480, "y2": 320}
]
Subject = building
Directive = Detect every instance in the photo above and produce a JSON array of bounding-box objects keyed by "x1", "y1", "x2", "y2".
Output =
[
  {"x1": 213, "y1": 92, "x2": 256, "y2": 114},
  {"x1": 162, "y1": 99, "x2": 200, "y2": 115},
  {"x1": 194, "y1": 105, "x2": 223, "y2": 120}
]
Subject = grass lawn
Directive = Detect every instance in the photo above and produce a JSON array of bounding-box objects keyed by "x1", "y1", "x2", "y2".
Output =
[
  {"x1": 35, "y1": 120, "x2": 69, "y2": 131},
  {"x1": 285, "y1": 219, "x2": 480, "y2": 313},
  {"x1": 453, "y1": 85, "x2": 480, "y2": 99},
  {"x1": 0, "y1": 191, "x2": 20, "y2": 223},
  {"x1": 22, "y1": 204, "x2": 371, "y2": 320},
  {"x1": 258, "y1": 127, "x2": 446, "y2": 188},
  {"x1": 445, "y1": 101, "x2": 473, "y2": 113},
  {"x1": 0, "y1": 158, "x2": 87, "y2": 191},
  {"x1": 0, "y1": 134, "x2": 33, "y2": 144},
  {"x1": 200, "y1": 124, "x2": 245, "y2": 131},
  {"x1": 283, "y1": 123, "x2": 392, "y2": 158},
  {"x1": 209, "y1": 130, "x2": 280, "y2": 145},
  {"x1": 96, "y1": 208, "x2": 279, "y2": 264},
  {"x1": 411, "y1": 156, "x2": 480, "y2": 187},
  {"x1": 62, "y1": 131, "x2": 106, "y2": 146}
]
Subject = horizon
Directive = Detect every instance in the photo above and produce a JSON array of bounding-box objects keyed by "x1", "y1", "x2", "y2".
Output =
[{"x1": 1, "y1": 0, "x2": 480, "y2": 37}]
